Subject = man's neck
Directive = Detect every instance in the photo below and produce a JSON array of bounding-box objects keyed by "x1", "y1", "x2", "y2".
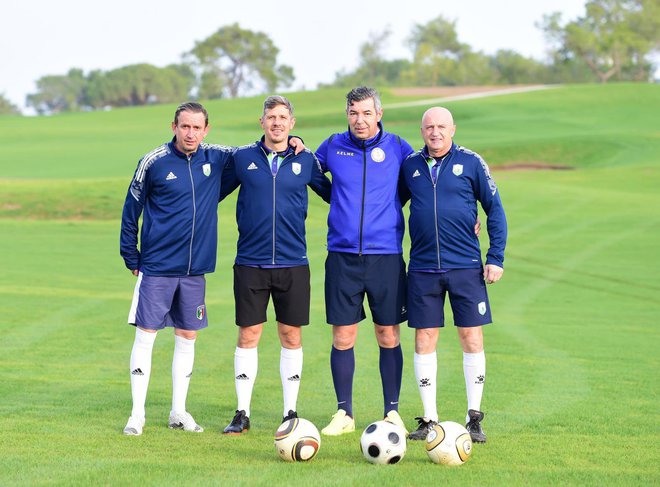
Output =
[{"x1": 264, "y1": 140, "x2": 288, "y2": 153}]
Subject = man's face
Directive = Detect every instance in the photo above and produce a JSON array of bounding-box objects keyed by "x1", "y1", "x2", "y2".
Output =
[
  {"x1": 172, "y1": 110, "x2": 209, "y2": 155},
  {"x1": 260, "y1": 104, "x2": 295, "y2": 148},
  {"x1": 347, "y1": 98, "x2": 383, "y2": 140},
  {"x1": 421, "y1": 108, "x2": 455, "y2": 157}
]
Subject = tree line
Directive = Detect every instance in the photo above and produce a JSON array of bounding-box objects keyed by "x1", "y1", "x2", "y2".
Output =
[{"x1": 1, "y1": 0, "x2": 657, "y2": 115}]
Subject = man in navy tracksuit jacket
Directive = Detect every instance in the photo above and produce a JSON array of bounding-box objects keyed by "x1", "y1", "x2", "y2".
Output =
[
  {"x1": 219, "y1": 96, "x2": 331, "y2": 435},
  {"x1": 399, "y1": 106, "x2": 507, "y2": 444},
  {"x1": 120, "y1": 102, "x2": 234, "y2": 436},
  {"x1": 315, "y1": 87, "x2": 414, "y2": 436}
]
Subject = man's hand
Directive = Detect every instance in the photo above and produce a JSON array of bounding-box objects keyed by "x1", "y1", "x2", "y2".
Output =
[
  {"x1": 289, "y1": 137, "x2": 306, "y2": 155},
  {"x1": 131, "y1": 269, "x2": 139, "y2": 276},
  {"x1": 474, "y1": 217, "x2": 481, "y2": 237},
  {"x1": 483, "y1": 264, "x2": 503, "y2": 284}
]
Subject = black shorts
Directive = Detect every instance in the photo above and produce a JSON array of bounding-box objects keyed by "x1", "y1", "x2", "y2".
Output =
[
  {"x1": 324, "y1": 252, "x2": 407, "y2": 326},
  {"x1": 407, "y1": 268, "x2": 492, "y2": 328},
  {"x1": 233, "y1": 265, "x2": 310, "y2": 327}
]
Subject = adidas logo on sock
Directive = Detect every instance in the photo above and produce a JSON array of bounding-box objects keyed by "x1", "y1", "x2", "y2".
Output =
[
  {"x1": 235, "y1": 373, "x2": 249, "y2": 380},
  {"x1": 476, "y1": 375, "x2": 485, "y2": 384},
  {"x1": 131, "y1": 368, "x2": 144, "y2": 376},
  {"x1": 166, "y1": 171, "x2": 177, "y2": 180},
  {"x1": 419, "y1": 378, "x2": 431, "y2": 387},
  {"x1": 287, "y1": 374, "x2": 300, "y2": 382},
  {"x1": 247, "y1": 162, "x2": 258, "y2": 170}
]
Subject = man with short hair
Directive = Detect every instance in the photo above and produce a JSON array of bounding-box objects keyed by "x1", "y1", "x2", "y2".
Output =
[
  {"x1": 120, "y1": 102, "x2": 232, "y2": 435},
  {"x1": 315, "y1": 87, "x2": 414, "y2": 435},
  {"x1": 220, "y1": 95, "x2": 331, "y2": 434},
  {"x1": 399, "y1": 106, "x2": 507, "y2": 443}
]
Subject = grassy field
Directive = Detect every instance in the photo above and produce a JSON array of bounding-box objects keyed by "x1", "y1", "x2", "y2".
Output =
[{"x1": 0, "y1": 83, "x2": 658, "y2": 486}]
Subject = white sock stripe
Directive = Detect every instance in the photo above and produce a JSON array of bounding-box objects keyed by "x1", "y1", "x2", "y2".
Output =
[{"x1": 128, "y1": 272, "x2": 144, "y2": 324}]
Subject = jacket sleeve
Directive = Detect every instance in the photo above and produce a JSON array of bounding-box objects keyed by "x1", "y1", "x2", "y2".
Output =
[
  {"x1": 314, "y1": 138, "x2": 330, "y2": 172},
  {"x1": 400, "y1": 137, "x2": 415, "y2": 159},
  {"x1": 219, "y1": 152, "x2": 240, "y2": 202},
  {"x1": 308, "y1": 153, "x2": 332, "y2": 203},
  {"x1": 473, "y1": 157, "x2": 507, "y2": 267},
  {"x1": 398, "y1": 162, "x2": 411, "y2": 206},
  {"x1": 119, "y1": 160, "x2": 148, "y2": 271}
]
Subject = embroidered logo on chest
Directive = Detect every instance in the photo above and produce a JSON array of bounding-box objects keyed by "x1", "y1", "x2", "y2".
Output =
[{"x1": 371, "y1": 148, "x2": 385, "y2": 162}]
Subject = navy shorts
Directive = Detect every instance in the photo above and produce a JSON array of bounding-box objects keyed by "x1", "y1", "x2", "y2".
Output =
[
  {"x1": 234, "y1": 265, "x2": 310, "y2": 327},
  {"x1": 128, "y1": 274, "x2": 208, "y2": 331},
  {"x1": 407, "y1": 268, "x2": 492, "y2": 328},
  {"x1": 325, "y1": 252, "x2": 407, "y2": 326}
]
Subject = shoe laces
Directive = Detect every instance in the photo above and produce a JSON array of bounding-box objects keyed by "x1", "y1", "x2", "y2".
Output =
[{"x1": 414, "y1": 416, "x2": 433, "y2": 428}]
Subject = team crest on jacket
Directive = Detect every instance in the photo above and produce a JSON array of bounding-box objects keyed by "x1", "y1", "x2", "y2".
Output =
[
  {"x1": 292, "y1": 162, "x2": 301, "y2": 175},
  {"x1": 371, "y1": 148, "x2": 385, "y2": 162},
  {"x1": 202, "y1": 163, "x2": 211, "y2": 176},
  {"x1": 196, "y1": 305, "x2": 205, "y2": 320},
  {"x1": 452, "y1": 164, "x2": 463, "y2": 176}
]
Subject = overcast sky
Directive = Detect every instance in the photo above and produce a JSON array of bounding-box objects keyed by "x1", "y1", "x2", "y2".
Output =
[{"x1": 2, "y1": 0, "x2": 587, "y2": 111}]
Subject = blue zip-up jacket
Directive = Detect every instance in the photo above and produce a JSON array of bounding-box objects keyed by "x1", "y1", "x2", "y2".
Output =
[
  {"x1": 315, "y1": 122, "x2": 414, "y2": 254},
  {"x1": 220, "y1": 139, "x2": 331, "y2": 265},
  {"x1": 120, "y1": 138, "x2": 234, "y2": 276},
  {"x1": 399, "y1": 143, "x2": 507, "y2": 270}
]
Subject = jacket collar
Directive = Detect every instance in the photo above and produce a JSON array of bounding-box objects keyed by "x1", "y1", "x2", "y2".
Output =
[
  {"x1": 422, "y1": 142, "x2": 455, "y2": 160},
  {"x1": 347, "y1": 121, "x2": 384, "y2": 148},
  {"x1": 169, "y1": 137, "x2": 202, "y2": 159},
  {"x1": 258, "y1": 136, "x2": 293, "y2": 158}
]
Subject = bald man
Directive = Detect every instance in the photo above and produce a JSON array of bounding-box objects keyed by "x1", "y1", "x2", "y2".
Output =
[{"x1": 398, "y1": 107, "x2": 508, "y2": 443}]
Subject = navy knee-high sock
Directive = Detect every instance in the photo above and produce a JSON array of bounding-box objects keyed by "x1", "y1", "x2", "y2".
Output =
[
  {"x1": 380, "y1": 344, "x2": 403, "y2": 416},
  {"x1": 330, "y1": 346, "x2": 354, "y2": 417}
]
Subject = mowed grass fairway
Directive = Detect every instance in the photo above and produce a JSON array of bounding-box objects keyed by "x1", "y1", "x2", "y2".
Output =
[{"x1": 0, "y1": 83, "x2": 658, "y2": 486}]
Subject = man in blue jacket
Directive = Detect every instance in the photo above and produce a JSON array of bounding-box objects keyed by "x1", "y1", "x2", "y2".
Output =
[
  {"x1": 120, "y1": 102, "x2": 231, "y2": 436},
  {"x1": 219, "y1": 96, "x2": 331, "y2": 435},
  {"x1": 315, "y1": 87, "x2": 414, "y2": 435},
  {"x1": 399, "y1": 107, "x2": 507, "y2": 443}
]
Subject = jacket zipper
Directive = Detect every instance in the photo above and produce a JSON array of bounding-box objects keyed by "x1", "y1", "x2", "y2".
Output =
[
  {"x1": 187, "y1": 155, "x2": 196, "y2": 275},
  {"x1": 271, "y1": 152, "x2": 290, "y2": 265},
  {"x1": 358, "y1": 143, "x2": 367, "y2": 255},
  {"x1": 433, "y1": 163, "x2": 441, "y2": 269},
  {"x1": 272, "y1": 163, "x2": 277, "y2": 265}
]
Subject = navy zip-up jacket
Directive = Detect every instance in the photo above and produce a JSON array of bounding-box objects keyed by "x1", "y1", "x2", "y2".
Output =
[
  {"x1": 120, "y1": 138, "x2": 234, "y2": 276},
  {"x1": 399, "y1": 144, "x2": 507, "y2": 270},
  {"x1": 315, "y1": 122, "x2": 414, "y2": 254},
  {"x1": 220, "y1": 140, "x2": 331, "y2": 265}
]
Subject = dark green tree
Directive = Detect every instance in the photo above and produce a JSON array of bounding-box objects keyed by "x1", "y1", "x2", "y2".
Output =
[
  {"x1": 26, "y1": 68, "x2": 86, "y2": 114},
  {"x1": 85, "y1": 63, "x2": 194, "y2": 108},
  {"x1": 539, "y1": 0, "x2": 660, "y2": 82},
  {"x1": 187, "y1": 23, "x2": 294, "y2": 98}
]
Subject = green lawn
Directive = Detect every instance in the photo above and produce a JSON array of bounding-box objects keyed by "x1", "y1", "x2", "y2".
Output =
[{"x1": 0, "y1": 83, "x2": 658, "y2": 486}]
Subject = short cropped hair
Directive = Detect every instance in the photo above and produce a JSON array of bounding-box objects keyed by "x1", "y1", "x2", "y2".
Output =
[
  {"x1": 174, "y1": 102, "x2": 209, "y2": 127},
  {"x1": 263, "y1": 95, "x2": 294, "y2": 117},
  {"x1": 346, "y1": 86, "x2": 382, "y2": 112}
]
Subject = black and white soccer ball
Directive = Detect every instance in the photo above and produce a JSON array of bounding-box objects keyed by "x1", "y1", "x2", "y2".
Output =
[
  {"x1": 425, "y1": 421, "x2": 473, "y2": 466},
  {"x1": 274, "y1": 417, "x2": 321, "y2": 462},
  {"x1": 360, "y1": 420, "x2": 407, "y2": 465}
]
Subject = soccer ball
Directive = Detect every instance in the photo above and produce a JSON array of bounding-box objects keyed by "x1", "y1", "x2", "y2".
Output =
[
  {"x1": 425, "y1": 421, "x2": 473, "y2": 466},
  {"x1": 274, "y1": 417, "x2": 321, "y2": 462},
  {"x1": 360, "y1": 420, "x2": 407, "y2": 465}
]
